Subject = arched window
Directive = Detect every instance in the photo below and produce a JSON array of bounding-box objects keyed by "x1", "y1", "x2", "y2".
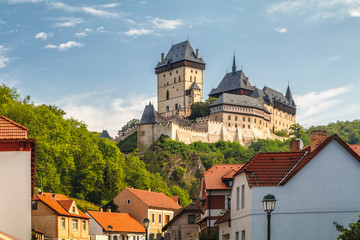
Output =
[{"x1": 166, "y1": 90, "x2": 169, "y2": 100}]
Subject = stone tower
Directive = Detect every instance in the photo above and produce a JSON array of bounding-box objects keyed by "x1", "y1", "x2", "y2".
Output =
[{"x1": 155, "y1": 40, "x2": 206, "y2": 117}]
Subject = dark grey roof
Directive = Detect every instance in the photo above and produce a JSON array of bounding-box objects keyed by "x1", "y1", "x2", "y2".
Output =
[
  {"x1": 100, "y1": 130, "x2": 111, "y2": 139},
  {"x1": 162, "y1": 202, "x2": 201, "y2": 231},
  {"x1": 209, "y1": 70, "x2": 255, "y2": 96},
  {"x1": 190, "y1": 82, "x2": 201, "y2": 90},
  {"x1": 262, "y1": 86, "x2": 295, "y2": 108},
  {"x1": 251, "y1": 88, "x2": 265, "y2": 100},
  {"x1": 139, "y1": 103, "x2": 158, "y2": 125},
  {"x1": 155, "y1": 40, "x2": 205, "y2": 69},
  {"x1": 210, "y1": 93, "x2": 268, "y2": 112},
  {"x1": 285, "y1": 85, "x2": 296, "y2": 107}
]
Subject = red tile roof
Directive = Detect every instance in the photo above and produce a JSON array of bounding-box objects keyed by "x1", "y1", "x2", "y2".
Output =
[
  {"x1": 33, "y1": 193, "x2": 89, "y2": 219},
  {"x1": 42, "y1": 193, "x2": 69, "y2": 200},
  {"x1": 236, "y1": 135, "x2": 360, "y2": 187},
  {"x1": 125, "y1": 188, "x2": 181, "y2": 210},
  {"x1": 0, "y1": 116, "x2": 28, "y2": 139},
  {"x1": 349, "y1": 144, "x2": 360, "y2": 156},
  {"x1": 87, "y1": 211, "x2": 145, "y2": 233},
  {"x1": 204, "y1": 164, "x2": 244, "y2": 190}
]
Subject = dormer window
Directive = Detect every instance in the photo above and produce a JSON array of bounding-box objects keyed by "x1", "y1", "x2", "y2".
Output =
[{"x1": 72, "y1": 207, "x2": 75, "y2": 212}]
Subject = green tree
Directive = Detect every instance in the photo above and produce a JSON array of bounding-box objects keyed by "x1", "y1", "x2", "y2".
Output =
[
  {"x1": 120, "y1": 118, "x2": 139, "y2": 132},
  {"x1": 188, "y1": 97, "x2": 217, "y2": 120},
  {"x1": 289, "y1": 123, "x2": 306, "y2": 139},
  {"x1": 334, "y1": 216, "x2": 360, "y2": 240}
]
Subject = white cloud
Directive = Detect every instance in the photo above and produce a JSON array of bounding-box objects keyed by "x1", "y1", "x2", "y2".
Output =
[
  {"x1": 0, "y1": 19, "x2": 5, "y2": 24},
  {"x1": 328, "y1": 56, "x2": 340, "y2": 61},
  {"x1": 53, "y1": 17, "x2": 83, "y2": 28},
  {"x1": 75, "y1": 28, "x2": 92, "y2": 37},
  {"x1": 82, "y1": 7, "x2": 118, "y2": 18},
  {"x1": 151, "y1": 18, "x2": 183, "y2": 29},
  {"x1": 267, "y1": 0, "x2": 360, "y2": 21},
  {"x1": 96, "y1": 26, "x2": 105, "y2": 32},
  {"x1": 59, "y1": 91, "x2": 156, "y2": 137},
  {"x1": 0, "y1": 45, "x2": 12, "y2": 68},
  {"x1": 124, "y1": 28, "x2": 153, "y2": 37},
  {"x1": 99, "y1": 3, "x2": 118, "y2": 8},
  {"x1": 275, "y1": 27, "x2": 287, "y2": 33},
  {"x1": 294, "y1": 86, "x2": 352, "y2": 125},
  {"x1": 35, "y1": 32, "x2": 51, "y2": 40},
  {"x1": 44, "y1": 41, "x2": 84, "y2": 51}
]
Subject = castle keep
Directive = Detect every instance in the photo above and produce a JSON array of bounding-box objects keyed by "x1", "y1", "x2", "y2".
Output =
[{"x1": 137, "y1": 41, "x2": 296, "y2": 147}]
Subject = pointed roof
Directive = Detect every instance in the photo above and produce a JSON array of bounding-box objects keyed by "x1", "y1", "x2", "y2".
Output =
[
  {"x1": 124, "y1": 188, "x2": 182, "y2": 210},
  {"x1": 0, "y1": 116, "x2": 28, "y2": 139},
  {"x1": 155, "y1": 40, "x2": 205, "y2": 69},
  {"x1": 262, "y1": 86, "x2": 295, "y2": 109},
  {"x1": 162, "y1": 202, "x2": 202, "y2": 231},
  {"x1": 285, "y1": 85, "x2": 296, "y2": 107},
  {"x1": 232, "y1": 53, "x2": 236, "y2": 73},
  {"x1": 139, "y1": 103, "x2": 158, "y2": 125},
  {"x1": 190, "y1": 82, "x2": 201, "y2": 90},
  {"x1": 210, "y1": 93, "x2": 269, "y2": 112},
  {"x1": 87, "y1": 211, "x2": 145, "y2": 233},
  {"x1": 214, "y1": 210, "x2": 230, "y2": 225},
  {"x1": 209, "y1": 70, "x2": 255, "y2": 97},
  {"x1": 204, "y1": 164, "x2": 244, "y2": 190},
  {"x1": 100, "y1": 130, "x2": 112, "y2": 139}
]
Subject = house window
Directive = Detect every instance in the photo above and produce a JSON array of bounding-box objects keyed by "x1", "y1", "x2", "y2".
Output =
[
  {"x1": 127, "y1": 199, "x2": 131, "y2": 204},
  {"x1": 32, "y1": 201, "x2": 37, "y2": 210},
  {"x1": 166, "y1": 90, "x2": 169, "y2": 100},
  {"x1": 236, "y1": 187, "x2": 240, "y2": 209},
  {"x1": 241, "y1": 230, "x2": 245, "y2": 240},
  {"x1": 159, "y1": 214, "x2": 162, "y2": 224},
  {"x1": 228, "y1": 115, "x2": 231, "y2": 120},
  {"x1": 82, "y1": 221, "x2": 86, "y2": 231},
  {"x1": 235, "y1": 124, "x2": 237, "y2": 127},
  {"x1": 241, "y1": 185, "x2": 245, "y2": 208},
  {"x1": 72, "y1": 207, "x2": 75, "y2": 212},
  {"x1": 188, "y1": 215, "x2": 195, "y2": 224},
  {"x1": 165, "y1": 215, "x2": 170, "y2": 223},
  {"x1": 61, "y1": 218, "x2": 66, "y2": 229},
  {"x1": 152, "y1": 213, "x2": 155, "y2": 224},
  {"x1": 235, "y1": 231, "x2": 239, "y2": 240},
  {"x1": 72, "y1": 219, "x2": 78, "y2": 230},
  {"x1": 141, "y1": 131, "x2": 145, "y2": 136},
  {"x1": 227, "y1": 194, "x2": 231, "y2": 210}
]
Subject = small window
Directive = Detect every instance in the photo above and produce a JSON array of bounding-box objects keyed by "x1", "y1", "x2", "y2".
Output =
[
  {"x1": 243, "y1": 117, "x2": 245, "y2": 121},
  {"x1": 241, "y1": 230, "x2": 245, "y2": 240},
  {"x1": 167, "y1": 82, "x2": 169, "y2": 86},
  {"x1": 72, "y1": 219, "x2": 78, "y2": 230},
  {"x1": 228, "y1": 115, "x2": 231, "y2": 120},
  {"x1": 191, "y1": 70, "x2": 193, "y2": 73},
  {"x1": 241, "y1": 185, "x2": 245, "y2": 208},
  {"x1": 243, "y1": 124, "x2": 245, "y2": 128},
  {"x1": 188, "y1": 215, "x2": 196, "y2": 224},
  {"x1": 163, "y1": 74, "x2": 165, "y2": 77},
  {"x1": 61, "y1": 218, "x2": 66, "y2": 229},
  {"x1": 176, "y1": 70, "x2": 178, "y2": 74},
  {"x1": 254, "y1": 119, "x2": 256, "y2": 123},
  {"x1": 179, "y1": 76, "x2": 181, "y2": 81},
  {"x1": 174, "y1": 77, "x2": 176, "y2": 83},
  {"x1": 175, "y1": 104, "x2": 178, "y2": 110},
  {"x1": 228, "y1": 123, "x2": 231, "y2": 127},
  {"x1": 72, "y1": 207, "x2": 75, "y2": 212},
  {"x1": 235, "y1": 124, "x2": 237, "y2": 127},
  {"x1": 170, "y1": 72, "x2": 172, "y2": 76},
  {"x1": 166, "y1": 106, "x2": 169, "y2": 112},
  {"x1": 236, "y1": 187, "x2": 240, "y2": 209},
  {"x1": 127, "y1": 199, "x2": 131, "y2": 204},
  {"x1": 159, "y1": 214, "x2": 162, "y2": 224},
  {"x1": 166, "y1": 90, "x2": 170, "y2": 100},
  {"x1": 195, "y1": 71, "x2": 197, "y2": 74},
  {"x1": 248, "y1": 118, "x2": 251, "y2": 122},
  {"x1": 194, "y1": 77, "x2": 196, "y2": 82},
  {"x1": 215, "y1": 116, "x2": 218, "y2": 121},
  {"x1": 152, "y1": 213, "x2": 155, "y2": 224},
  {"x1": 235, "y1": 232, "x2": 239, "y2": 240},
  {"x1": 82, "y1": 221, "x2": 86, "y2": 231},
  {"x1": 165, "y1": 215, "x2": 170, "y2": 223},
  {"x1": 235, "y1": 116, "x2": 238, "y2": 121},
  {"x1": 32, "y1": 201, "x2": 37, "y2": 210},
  {"x1": 190, "y1": 76, "x2": 192, "y2": 81},
  {"x1": 248, "y1": 125, "x2": 250, "y2": 129},
  {"x1": 141, "y1": 131, "x2": 145, "y2": 136}
]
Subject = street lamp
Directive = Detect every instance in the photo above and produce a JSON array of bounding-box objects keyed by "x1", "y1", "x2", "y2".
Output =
[
  {"x1": 143, "y1": 218, "x2": 150, "y2": 240},
  {"x1": 108, "y1": 225, "x2": 113, "y2": 240},
  {"x1": 262, "y1": 194, "x2": 277, "y2": 240}
]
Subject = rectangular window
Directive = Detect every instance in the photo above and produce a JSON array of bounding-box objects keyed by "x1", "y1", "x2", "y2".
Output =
[
  {"x1": 61, "y1": 218, "x2": 65, "y2": 229},
  {"x1": 127, "y1": 199, "x2": 131, "y2": 204},
  {"x1": 166, "y1": 106, "x2": 169, "y2": 112},
  {"x1": 236, "y1": 187, "x2": 240, "y2": 209},
  {"x1": 235, "y1": 116, "x2": 238, "y2": 121},
  {"x1": 82, "y1": 221, "x2": 86, "y2": 231},
  {"x1": 165, "y1": 215, "x2": 170, "y2": 223},
  {"x1": 243, "y1": 117, "x2": 245, "y2": 121},
  {"x1": 188, "y1": 215, "x2": 195, "y2": 224},
  {"x1": 152, "y1": 213, "x2": 155, "y2": 224},
  {"x1": 32, "y1": 201, "x2": 37, "y2": 210},
  {"x1": 241, "y1": 230, "x2": 245, "y2": 240},
  {"x1": 228, "y1": 115, "x2": 231, "y2": 120},
  {"x1": 72, "y1": 219, "x2": 78, "y2": 230},
  {"x1": 235, "y1": 231, "x2": 239, "y2": 240},
  {"x1": 179, "y1": 76, "x2": 181, "y2": 81},
  {"x1": 241, "y1": 185, "x2": 245, "y2": 208},
  {"x1": 159, "y1": 214, "x2": 162, "y2": 224},
  {"x1": 248, "y1": 118, "x2": 251, "y2": 122},
  {"x1": 141, "y1": 131, "x2": 145, "y2": 136},
  {"x1": 175, "y1": 103, "x2": 178, "y2": 110}
]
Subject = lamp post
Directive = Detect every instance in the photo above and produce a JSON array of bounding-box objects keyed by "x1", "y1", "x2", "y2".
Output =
[
  {"x1": 108, "y1": 225, "x2": 113, "y2": 240},
  {"x1": 262, "y1": 194, "x2": 277, "y2": 240},
  {"x1": 143, "y1": 218, "x2": 150, "y2": 240}
]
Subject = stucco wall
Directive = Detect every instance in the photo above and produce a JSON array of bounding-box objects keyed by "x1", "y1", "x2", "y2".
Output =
[
  {"x1": 250, "y1": 140, "x2": 360, "y2": 240},
  {"x1": 165, "y1": 211, "x2": 200, "y2": 240},
  {"x1": 0, "y1": 151, "x2": 31, "y2": 240}
]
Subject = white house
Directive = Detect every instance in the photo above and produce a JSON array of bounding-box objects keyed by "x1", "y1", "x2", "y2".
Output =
[
  {"x1": 0, "y1": 116, "x2": 36, "y2": 240},
  {"x1": 224, "y1": 130, "x2": 360, "y2": 240}
]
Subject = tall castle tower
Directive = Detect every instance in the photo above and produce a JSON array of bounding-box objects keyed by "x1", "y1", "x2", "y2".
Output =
[{"x1": 155, "y1": 41, "x2": 206, "y2": 117}]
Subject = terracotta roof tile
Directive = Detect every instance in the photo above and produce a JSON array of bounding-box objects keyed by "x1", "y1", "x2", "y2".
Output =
[
  {"x1": 87, "y1": 211, "x2": 145, "y2": 233},
  {"x1": 42, "y1": 193, "x2": 69, "y2": 200},
  {"x1": 349, "y1": 144, "x2": 360, "y2": 157},
  {"x1": 58, "y1": 200, "x2": 74, "y2": 212},
  {"x1": 125, "y1": 188, "x2": 181, "y2": 210},
  {"x1": 0, "y1": 116, "x2": 28, "y2": 139},
  {"x1": 204, "y1": 164, "x2": 244, "y2": 190}
]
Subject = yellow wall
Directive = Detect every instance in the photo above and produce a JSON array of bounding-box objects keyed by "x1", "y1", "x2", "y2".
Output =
[{"x1": 148, "y1": 209, "x2": 174, "y2": 235}]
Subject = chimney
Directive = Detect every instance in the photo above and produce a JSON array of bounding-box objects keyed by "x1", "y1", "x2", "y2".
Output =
[
  {"x1": 246, "y1": 77, "x2": 249, "y2": 86},
  {"x1": 311, "y1": 130, "x2": 327, "y2": 151},
  {"x1": 290, "y1": 139, "x2": 301, "y2": 152},
  {"x1": 196, "y1": 49, "x2": 199, "y2": 59},
  {"x1": 161, "y1": 53, "x2": 164, "y2": 63}
]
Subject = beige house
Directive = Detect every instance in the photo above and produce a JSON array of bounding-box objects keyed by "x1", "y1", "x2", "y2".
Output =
[
  {"x1": 32, "y1": 192, "x2": 90, "y2": 240},
  {"x1": 113, "y1": 188, "x2": 181, "y2": 238}
]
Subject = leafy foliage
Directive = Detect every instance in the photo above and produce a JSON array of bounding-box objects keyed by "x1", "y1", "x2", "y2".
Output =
[
  {"x1": 188, "y1": 97, "x2": 217, "y2": 120},
  {"x1": 118, "y1": 131, "x2": 137, "y2": 153},
  {"x1": 120, "y1": 118, "x2": 139, "y2": 132},
  {"x1": 334, "y1": 216, "x2": 360, "y2": 240}
]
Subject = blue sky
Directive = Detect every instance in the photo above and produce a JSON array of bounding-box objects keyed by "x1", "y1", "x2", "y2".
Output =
[{"x1": 1, "y1": 0, "x2": 360, "y2": 136}]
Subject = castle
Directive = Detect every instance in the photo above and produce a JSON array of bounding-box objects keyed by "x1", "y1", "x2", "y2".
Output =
[{"x1": 137, "y1": 40, "x2": 296, "y2": 147}]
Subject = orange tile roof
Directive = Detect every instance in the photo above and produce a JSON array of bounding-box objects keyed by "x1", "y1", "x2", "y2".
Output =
[
  {"x1": 87, "y1": 211, "x2": 145, "y2": 233},
  {"x1": 42, "y1": 192, "x2": 69, "y2": 200},
  {"x1": 0, "y1": 116, "x2": 28, "y2": 139},
  {"x1": 204, "y1": 164, "x2": 244, "y2": 190},
  {"x1": 236, "y1": 135, "x2": 360, "y2": 187},
  {"x1": 349, "y1": 144, "x2": 360, "y2": 156},
  {"x1": 125, "y1": 188, "x2": 181, "y2": 210},
  {"x1": 33, "y1": 194, "x2": 89, "y2": 219},
  {"x1": 58, "y1": 200, "x2": 74, "y2": 212}
]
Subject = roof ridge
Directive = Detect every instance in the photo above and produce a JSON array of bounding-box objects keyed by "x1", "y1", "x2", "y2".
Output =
[
  {"x1": 278, "y1": 150, "x2": 309, "y2": 185},
  {"x1": 0, "y1": 116, "x2": 28, "y2": 131}
]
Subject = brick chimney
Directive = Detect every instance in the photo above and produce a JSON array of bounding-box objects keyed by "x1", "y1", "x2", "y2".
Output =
[
  {"x1": 311, "y1": 130, "x2": 327, "y2": 151},
  {"x1": 290, "y1": 139, "x2": 301, "y2": 152},
  {"x1": 161, "y1": 53, "x2": 164, "y2": 63},
  {"x1": 246, "y1": 77, "x2": 249, "y2": 86},
  {"x1": 196, "y1": 49, "x2": 199, "y2": 59}
]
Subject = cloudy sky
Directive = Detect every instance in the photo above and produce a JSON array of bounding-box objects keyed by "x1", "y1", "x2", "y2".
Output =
[{"x1": 1, "y1": 0, "x2": 360, "y2": 136}]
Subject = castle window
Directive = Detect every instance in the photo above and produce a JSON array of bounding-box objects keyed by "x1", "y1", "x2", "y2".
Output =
[
  {"x1": 254, "y1": 119, "x2": 256, "y2": 123},
  {"x1": 266, "y1": 123, "x2": 268, "y2": 127},
  {"x1": 243, "y1": 124, "x2": 245, "y2": 128},
  {"x1": 248, "y1": 118, "x2": 251, "y2": 122},
  {"x1": 215, "y1": 116, "x2": 218, "y2": 121},
  {"x1": 166, "y1": 106, "x2": 169, "y2": 112},
  {"x1": 194, "y1": 77, "x2": 196, "y2": 82},
  {"x1": 235, "y1": 116, "x2": 237, "y2": 121},
  {"x1": 175, "y1": 103, "x2": 178, "y2": 110},
  {"x1": 179, "y1": 76, "x2": 181, "y2": 81},
  {"x1": 170, "y1": 72, "x2": 172, "y2": 76},
  {"x1": 163, "y1": 74, "x2": 165, "y2": 77},
  {"x1": 176, "y1": 70, "x2": 178, "y2": 74},
  {"x1": 174, "y1": 77, "x2": 176, "y2": 83},
  {"x1": 195, "y1": 71, "x2": 198, "y2": 74},
  {"x1": 167, "y1": 82, "x2": 169, "y2": 86},
  {"x1": 248, "y1": 125, "x2": 250, "y2": 129},
  {"x1": 235, "y1": 124, "x2": 237, "y2": 127},
  {"x1": 191, "y1": 70, "x2": 193, "y2": 73},
  {"x1": 190, "y1": 76, "x2": 192, "y2": 81},
  {"x1": 260, "y1": 120, "x2": 262, "y2": 124},
  {"x1": 228, "y1": 115, "x2": 231, "y2": 120},
  {"x1": 228, "y1": 123, "x2": 231, "y2": 127},
  {"x1": 166, "y1": 90, "x2": 169, "y2": 100},
  {"x1": 243, "y1": 117, "x2": 245, "y2": 121}
]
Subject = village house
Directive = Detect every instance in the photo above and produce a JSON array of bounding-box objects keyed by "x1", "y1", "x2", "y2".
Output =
[
  {"x1": 198, "y1": 164, "x2": 244, "y2": 234},
  {"x1": 87, "y1": 210, "x2": 145, "y2": 240},
  {"x1": 32, "y1": 192, "x2": 90, "y2": 240},
  {"x1": 223, "y1": 130, "x2": 360, "y2": 240},
  {"x1": 162, "y1": 202, "x2": 202, "y2": 240},
  {"x1": 0, "y1": 116, "x2": 36, "y2": 240},
  {"x1": 113, "y1": 188, "x2": 181, "y2": 239}
]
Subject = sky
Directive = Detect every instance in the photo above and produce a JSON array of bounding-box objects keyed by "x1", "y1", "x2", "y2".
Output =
[{"x1": 1, "y1": 0, "x2": 360, "y2": 137}]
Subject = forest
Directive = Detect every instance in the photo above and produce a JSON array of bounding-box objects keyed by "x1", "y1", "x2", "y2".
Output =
[{"x1": 1, "y1": 83, "x2": 359, "y2": 209}]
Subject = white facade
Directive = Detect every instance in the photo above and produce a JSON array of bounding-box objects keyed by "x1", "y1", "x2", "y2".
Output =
[
  {"x1": 228, "y1": 140, "x2": 360, "y2": 240},
  {"x1": 0, "y1": 151, "x2": 32, "y2": 240}
]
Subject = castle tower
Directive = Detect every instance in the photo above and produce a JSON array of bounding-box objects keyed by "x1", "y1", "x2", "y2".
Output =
[{"x1": 155, "y1": 41, "x2": 206, "y2": 117}]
